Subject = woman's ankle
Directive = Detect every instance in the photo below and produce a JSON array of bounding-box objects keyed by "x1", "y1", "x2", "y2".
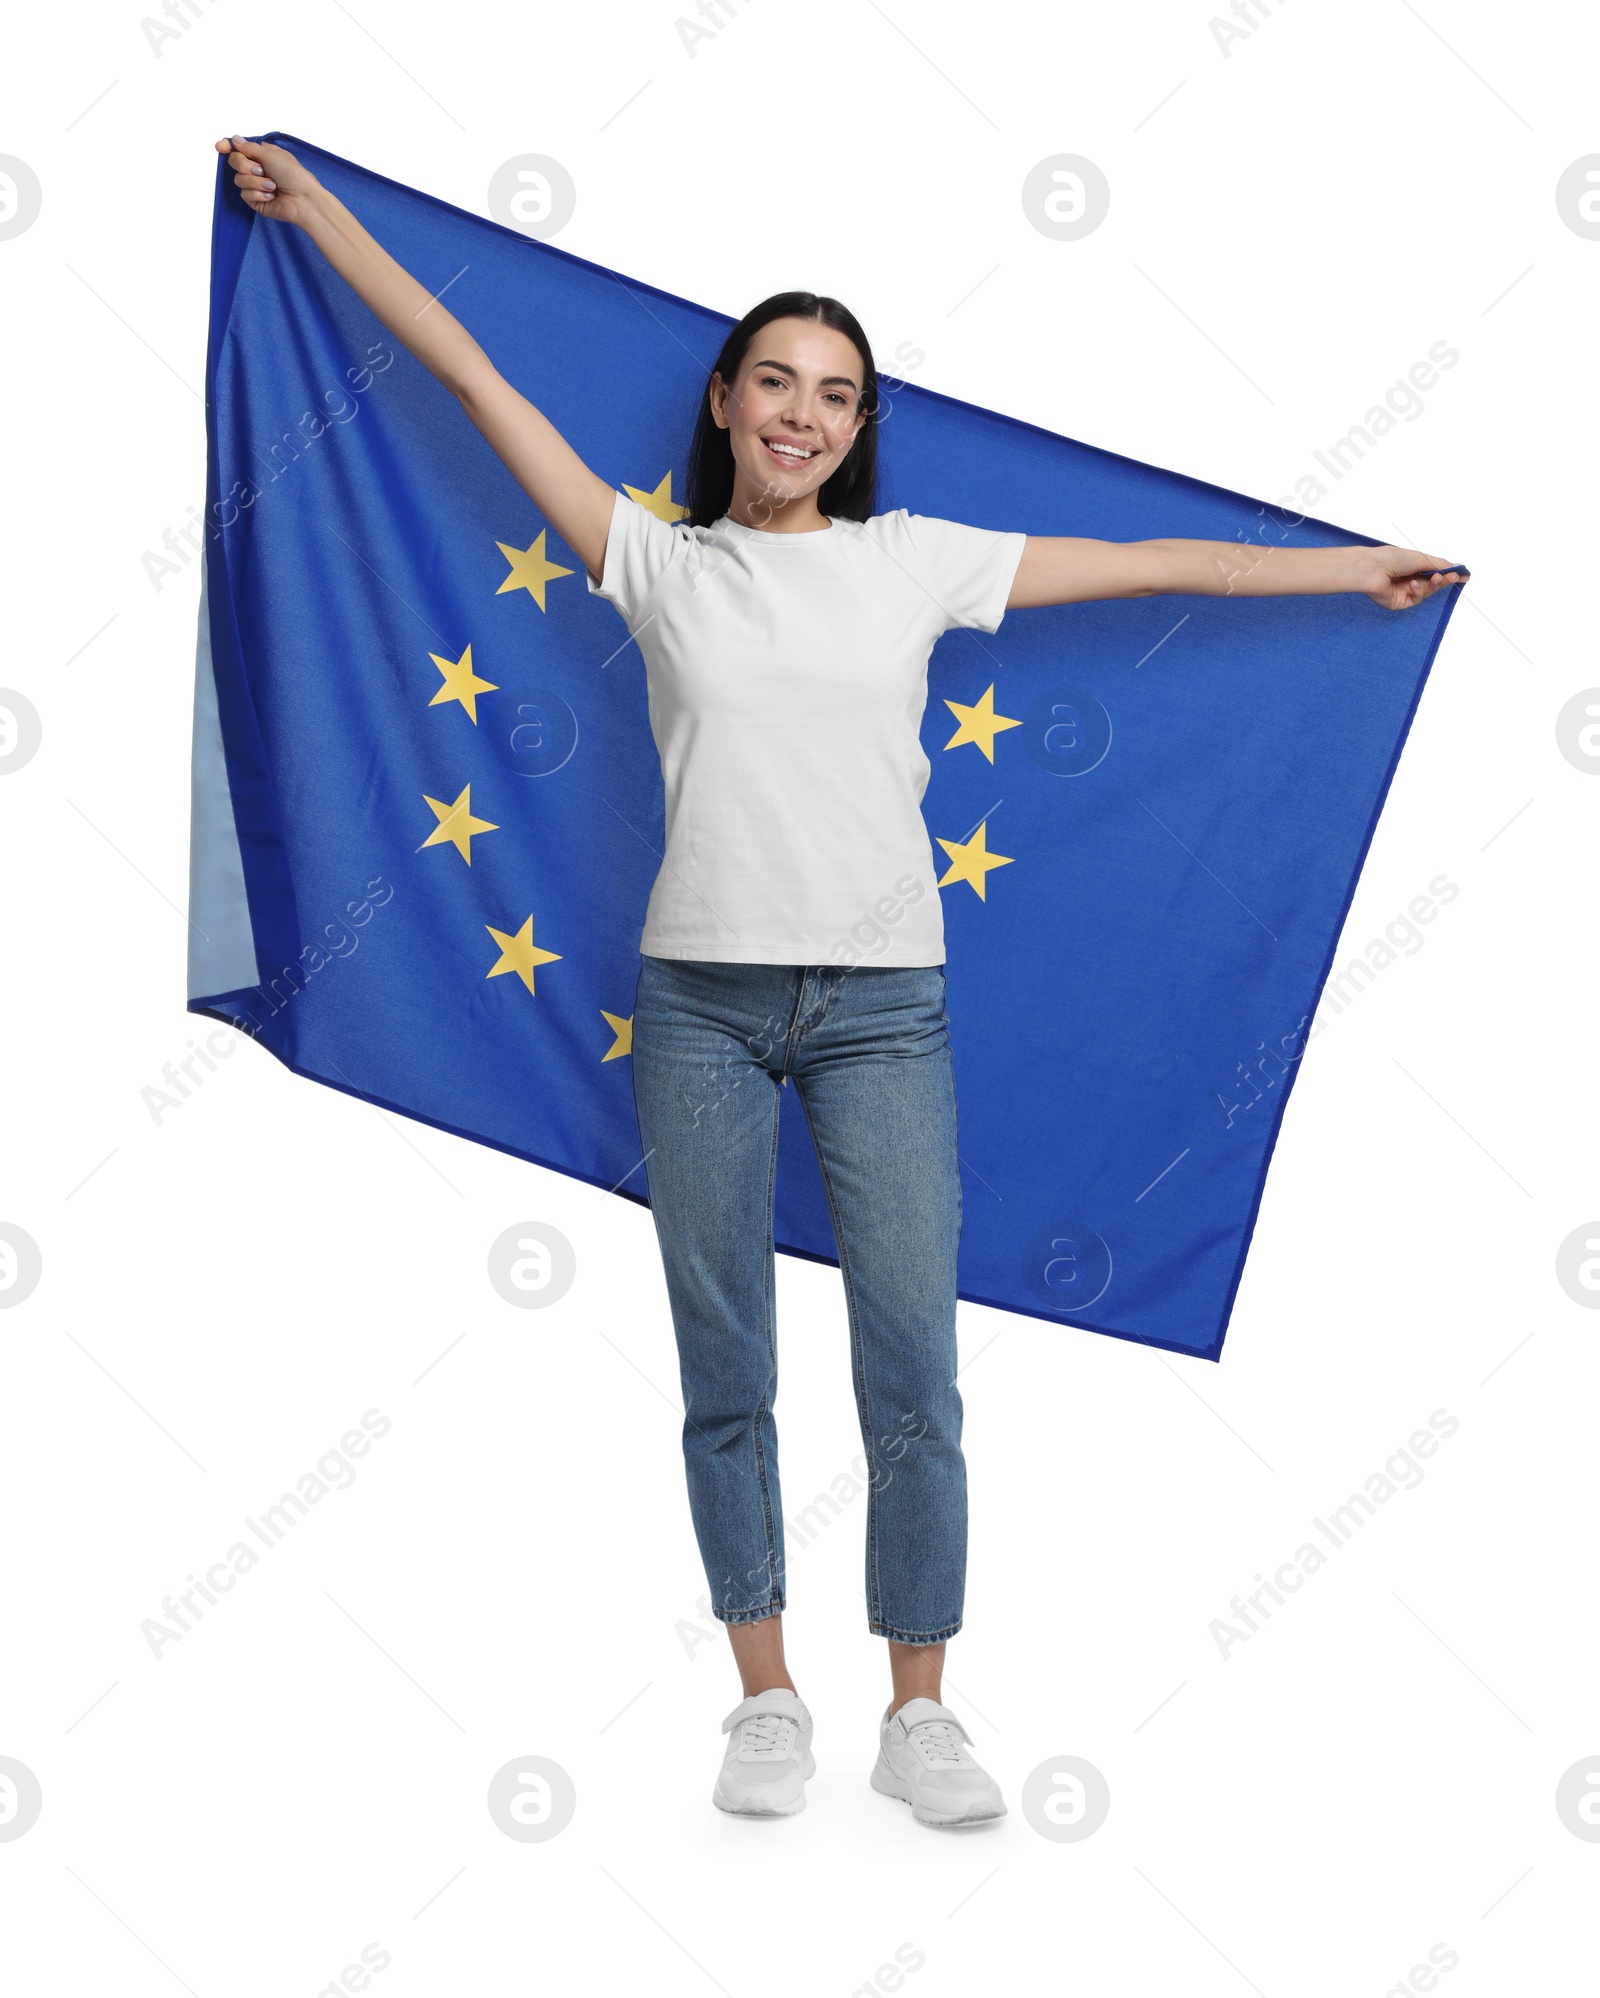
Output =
[{"x1": 726, "y1": 1609, "x2": 793, "y2": 1698}]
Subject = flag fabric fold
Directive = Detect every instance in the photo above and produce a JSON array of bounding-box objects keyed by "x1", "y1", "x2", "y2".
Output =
[{"x1": 190, "y1": 132, "x2": 1464, "y2": 1360}]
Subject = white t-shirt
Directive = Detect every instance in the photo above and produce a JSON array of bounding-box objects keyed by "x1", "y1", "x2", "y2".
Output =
[{"x1": 586, "y1": 489, "x2": 1028, "y2": 966}]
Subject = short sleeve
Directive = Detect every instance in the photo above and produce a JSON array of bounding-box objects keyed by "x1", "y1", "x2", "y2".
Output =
[
  {"x1": 902, "y1": 512, "x2": 1028, "y2": 634},
  {"x1": 586, "y1": 489, "x2": 682, "y2": 624}
]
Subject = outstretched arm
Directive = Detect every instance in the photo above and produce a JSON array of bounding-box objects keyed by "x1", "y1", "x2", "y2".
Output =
[
  {"x1": 213, "y1": 136, "x2": 616, "y2": 586},
  {"x1": 1006, "y1": 534, "x2": 1468, "y2": 613}
]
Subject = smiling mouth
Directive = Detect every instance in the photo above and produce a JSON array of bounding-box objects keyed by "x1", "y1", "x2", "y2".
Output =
[{"x1": 762, "y1": 437, "x2": 821, "y2": 466}]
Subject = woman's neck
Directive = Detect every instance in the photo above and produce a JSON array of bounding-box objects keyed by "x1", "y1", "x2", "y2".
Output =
[{"x1": 725, "y1": 483, "x2": 832, "y2": 534}]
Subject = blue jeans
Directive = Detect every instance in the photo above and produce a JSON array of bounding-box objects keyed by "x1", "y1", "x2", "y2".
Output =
[{"x1": 630, "y1": 955, "x2": 967, "y2": 1645}]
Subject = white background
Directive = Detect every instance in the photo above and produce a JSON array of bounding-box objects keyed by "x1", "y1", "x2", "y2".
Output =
[{"x1": 1, "y1": 1, "x2": 1595, "y2": 1992}]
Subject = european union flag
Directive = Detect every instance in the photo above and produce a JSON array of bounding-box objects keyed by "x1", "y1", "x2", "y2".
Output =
[{"x1": 189, "y1": 133, "x2": 1465, "y2": 1361}]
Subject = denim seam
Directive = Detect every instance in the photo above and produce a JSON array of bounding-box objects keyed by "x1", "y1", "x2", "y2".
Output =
[
  {"x1": 868, "y1": 1616, "x2": 964, "y2": 1644},
  {"x1": 806, "y1": 965, "x2": 841, "y2": 1036},
  {"x1": 794, "y1": 1072, "x2": 886, "y2": 1633},
  {"x1": 714, "y1": 1599, "x2": 786, "y2": 1627},
  {"x1": 779, "y1": 966, "x2": 810, "y2": 1073},
  {"x1": 748, "y1": 1078, "x2": 785, "y2": 1607}
]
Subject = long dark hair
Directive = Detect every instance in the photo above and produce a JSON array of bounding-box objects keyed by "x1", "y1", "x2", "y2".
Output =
[{"x1": 682, "y1": 291, "x2": 881, "y2": 528}]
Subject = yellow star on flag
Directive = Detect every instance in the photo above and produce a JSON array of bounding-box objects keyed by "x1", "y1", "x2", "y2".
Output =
[
  {"x1": 428, "y1": 642, "x2": 497, "y2": 723},
  {"x1": 495, "y1": 530, "x2": 573, "y2": 610},
  {"x1": 485, "y1": 916, "x2": 563, "y2": 997},
  {"x1": 601, "y1": 1010, "x2": 633, "y2": 1061},
  {"x1": 622, "y1": 471, "x2": 691, "y2": 523},
  {"x1": 936, "y1": 820, "x2": 1015, "y2": 900},
  {"x1": 420, "y1": 784, "x2": 498, "y2": 865},
  {"x1": 944, "y1": 684, "x2": 1021, "y2": 764}
]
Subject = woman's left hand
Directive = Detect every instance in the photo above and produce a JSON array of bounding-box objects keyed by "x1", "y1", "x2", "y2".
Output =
[{"x1": 1364, "y1": 546, "x2": 1470, "y2": 610}]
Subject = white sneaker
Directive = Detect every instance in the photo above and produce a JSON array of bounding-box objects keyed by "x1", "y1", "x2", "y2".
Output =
[
  {"x1": 713, "y1": 1686, "x2": 815, "y2": 1817},
  {"x1": 871, "y1": 1697, "x2": 1007, "y2": 1827}
]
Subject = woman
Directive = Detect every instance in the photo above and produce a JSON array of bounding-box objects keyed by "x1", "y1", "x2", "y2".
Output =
[{"x1": 213, "y1": 135, "x2": 1466, "y2": 1830}]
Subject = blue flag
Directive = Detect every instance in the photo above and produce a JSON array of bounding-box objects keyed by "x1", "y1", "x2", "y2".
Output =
[{"x1": 189, "y1": 132, "x2": 1464, "y2": 1361}]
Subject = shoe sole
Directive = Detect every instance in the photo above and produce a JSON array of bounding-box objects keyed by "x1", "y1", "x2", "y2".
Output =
[
  {"x1": 713, "y1": 1746, "x2": 817, "y2": 1817},
  {"x1": 870, "y1": 1749, "x2": 1008, "y2": 1827}
]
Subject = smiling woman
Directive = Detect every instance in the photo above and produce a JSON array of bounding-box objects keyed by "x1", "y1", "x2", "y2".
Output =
[
  {"x1": 679, "y1": 291, "x2": 881, "y2": 533},
  {"x1": 212, "y1": 129, "x2": 1470, "y2": 1834},
  {"x1": 581, "y1": 293, "x2": 1025, "y2": 976}
]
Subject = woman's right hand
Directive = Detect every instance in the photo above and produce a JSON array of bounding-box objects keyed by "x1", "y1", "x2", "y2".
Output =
[
  {"x1": 207, "y1": 129, "x2": 614, "y2": 581},
  {"x1": 213, "y1": 135, "x2": 321, "y2": 227}
]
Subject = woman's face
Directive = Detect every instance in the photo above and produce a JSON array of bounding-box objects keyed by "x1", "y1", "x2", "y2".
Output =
[{"x1": 710, "y1": 316, "x2": 868, "y2": 519}]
